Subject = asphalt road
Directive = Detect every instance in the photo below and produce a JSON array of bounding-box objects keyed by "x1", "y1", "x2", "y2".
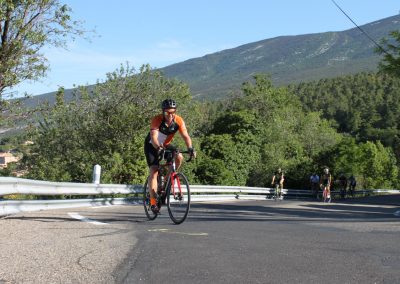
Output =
[{"x1": 1, "y1": 195, "x2": 399, "y2": 284}]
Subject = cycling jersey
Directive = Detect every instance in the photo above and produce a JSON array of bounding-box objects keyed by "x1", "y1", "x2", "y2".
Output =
[
  {"x1": 145, "y1": 114, "x2": 187, "y2": 147},
  {"x1": 321, "y1": 174, "x2": 331, "y2": 186},
  {"x1": 273, "y1": 172, "x2": 284, "y2": 185}
]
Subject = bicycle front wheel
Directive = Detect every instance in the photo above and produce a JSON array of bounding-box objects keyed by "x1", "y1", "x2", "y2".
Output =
[
  {"x1": 143, "y1": 176, "x2": 158, "y2": 221},
  {"x1": 166, "y1": 172, "x2": 190, "y2": 224}
]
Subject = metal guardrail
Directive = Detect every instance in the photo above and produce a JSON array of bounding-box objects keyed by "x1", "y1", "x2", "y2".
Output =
[{"x1": 0, "y1": 177, "x2": 399, "y2": 216}]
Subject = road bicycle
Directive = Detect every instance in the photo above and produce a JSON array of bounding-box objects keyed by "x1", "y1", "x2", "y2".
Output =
[
  {"x1": 273, "y1": 183, "x2": 283, "y2": 201},
  {"x1": 321, "y1": 184, "x2": 331, "y2": 203},
  {"x1": 143, "y1": 148, "x2": 193, "y2": 224}
]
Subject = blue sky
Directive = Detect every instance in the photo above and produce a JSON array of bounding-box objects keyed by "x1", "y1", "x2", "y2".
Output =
[{"x1": 11, "y1": 0, "x2": 400, "y2": 97}]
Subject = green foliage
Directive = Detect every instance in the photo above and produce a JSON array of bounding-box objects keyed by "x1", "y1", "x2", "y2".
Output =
[
  {"x1": 193, "y1": 74, "x2": 342, "y2": 188},
  {"x1": 23, "y1": 64, "x2": 194, "y2": 184},
  {"x1": 289, "y1": 72, "x2": 400, "y2": 165},
  {"x1": 195, "y1": 156, "x2": 235, "y2": 185},
  {"x1": 14, "y1": 68, "x2": 400, "y2": 190},
  {"x1": 0, "y1": 0, "x2": 89, "y2": 97},
  {"x1": 321, "y1": 136, "x2": 399, "y2": 189},
  {"x1": 376, "y1": 30, "x2": 400, "y2": 77},
  {"x1": 358, "y1": 141, "x2": 398, "y2": 188}
]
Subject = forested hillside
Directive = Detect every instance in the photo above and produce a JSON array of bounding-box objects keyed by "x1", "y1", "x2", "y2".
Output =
[
  {"x1": 7, "y1": 67, "x2": 398, "y2": 191},
  {"x1": 162, "y1": 14, "x2": 400, "y2": 100},
  {"x1": 288, "y1": 73, "x2": 400, "y2": 162},
  {"x1": 17, "y1": 14, "x2": 400, "y2": 107}
]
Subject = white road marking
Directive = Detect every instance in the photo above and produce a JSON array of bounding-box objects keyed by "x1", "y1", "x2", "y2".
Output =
[
  {"x1": 148, "y1": 228, "x2": 208, "y2": 236},
  {"x1": 90, "y1": 205, "x2": 114, "y2": 209},
  {"x1": 89, "y1": 202, "x2": 141, "y2": 209},
  {"x1": 68, "y1": 212, "x2": 109, "y2": 225},
  {"x1": 394, "y1": 210, "x2": 400, "y2": 217}
]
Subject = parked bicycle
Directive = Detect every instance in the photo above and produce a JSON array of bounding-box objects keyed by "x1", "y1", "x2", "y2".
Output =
[{"x1": 143, "y1": 148, "x2": 193, "y2": 224}]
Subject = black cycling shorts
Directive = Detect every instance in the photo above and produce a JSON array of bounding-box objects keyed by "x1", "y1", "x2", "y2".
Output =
[{"x1": 144, "y1": 142, "x2": 176, "y2": 167}]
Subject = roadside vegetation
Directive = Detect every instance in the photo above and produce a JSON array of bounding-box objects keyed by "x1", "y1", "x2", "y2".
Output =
[
  {"x1": 10, "y1": 68, "x2": 398, "y2": 190},
  {"x1": 1, "y1": 1, "x2": 399, "y2": 192}
]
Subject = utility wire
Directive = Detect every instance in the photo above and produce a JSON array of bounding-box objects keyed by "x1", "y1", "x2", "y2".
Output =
[{"x1": 330, "y1": 0, "x2": 390, "y2": 56}]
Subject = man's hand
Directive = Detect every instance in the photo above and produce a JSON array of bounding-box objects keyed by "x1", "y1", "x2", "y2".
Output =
[
  {"x1": 157, "y1": 145, "x2": 165, "y2": 158},
  {"x1": 188, "y1": 147, "x2": 196, "y2": 158}
]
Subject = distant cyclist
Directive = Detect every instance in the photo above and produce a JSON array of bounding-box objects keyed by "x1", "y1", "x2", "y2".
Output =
[
  {"x1": 144, "y1": 99, "x2": 196, "y2": 213},
  {"x1": 320, "y1": 167, "x2": 332, "y2": 203},
  {"x1": 271, "y1": 168, "x2": 284, "y2": 200},
  {"x1": 348, "y1": 175, "x2": 357, "y2": 197}
]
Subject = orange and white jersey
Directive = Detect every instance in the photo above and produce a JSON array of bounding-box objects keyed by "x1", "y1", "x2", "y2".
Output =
[{"x1": 147, "y1": 114, "x2": 187, "y2": 146}]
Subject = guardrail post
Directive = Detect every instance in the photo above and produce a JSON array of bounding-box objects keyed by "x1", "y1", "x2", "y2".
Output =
[{"x1": 92, "y1": 164, "x2": 101, "y2": 185}]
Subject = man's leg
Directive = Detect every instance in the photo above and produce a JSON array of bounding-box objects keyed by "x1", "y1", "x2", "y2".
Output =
[
  {"x1": 175, "y1": 153, "x2": 184, "y2": 170},
  {"x1": 149, "y1": 166, "x2": 159, "y2": 210}
]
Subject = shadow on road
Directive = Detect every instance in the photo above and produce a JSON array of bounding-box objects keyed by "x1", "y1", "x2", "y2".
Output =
[
  {"x1": 3, "y1": 195, "x2": 400, "y2": 224},
  {"x1": 186, "y1": 194, "x2": 400, "y2": 223}
]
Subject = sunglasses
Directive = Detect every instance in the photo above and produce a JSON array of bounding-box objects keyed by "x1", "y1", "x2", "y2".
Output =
[{"x1": 163, "y1": 110, "x2": 176, "y2": 115}]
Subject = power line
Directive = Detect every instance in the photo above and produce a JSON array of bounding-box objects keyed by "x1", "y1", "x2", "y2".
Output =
[{"x1": 330, "y1": 0, "x2": 390, "y2": 56}]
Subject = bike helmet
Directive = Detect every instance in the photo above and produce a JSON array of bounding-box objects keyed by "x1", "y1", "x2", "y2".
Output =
[
  {"x1": 324, "y1": 168, "x2": 329, "y2": 174},
  {"x1": 161, "y1": 99, "x2": 177, "y2": 109}
]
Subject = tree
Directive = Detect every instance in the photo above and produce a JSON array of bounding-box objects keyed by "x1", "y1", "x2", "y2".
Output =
[
  {"x1": 0, "y1": 0, "x2": 87, "y2": 97},
  {"x1": 358, "y1": 141, "x2": 398, "y2": 189},
  {"x1": 329, "y1": 137, "x2": 399, "y2": 189},
  {"x1": 376, "y1": 30, "x2": 400, "y2": 77},
  {"x1": 195, "y1": 74, "x2": 342, "y2": 188},
  {"x1": 23, "y1": 64, "x2": 196, "y2": 184}
]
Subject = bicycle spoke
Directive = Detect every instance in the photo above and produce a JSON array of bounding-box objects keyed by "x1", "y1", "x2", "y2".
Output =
[{"x1": 167, "y1": 172, "x2": 190, "y2": 224}]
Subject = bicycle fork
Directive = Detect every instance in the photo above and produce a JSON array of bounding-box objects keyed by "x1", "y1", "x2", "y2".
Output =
[{"x1": 170, "y1": 172, "x2": 183, "y2": 201}]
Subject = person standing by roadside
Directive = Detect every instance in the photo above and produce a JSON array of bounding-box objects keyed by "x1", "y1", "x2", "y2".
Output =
[{"x1": 310, "y1": 172, "x2": 320, "y2": 199}]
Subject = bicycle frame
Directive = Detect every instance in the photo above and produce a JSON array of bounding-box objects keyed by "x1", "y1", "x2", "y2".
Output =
[
  {"x1": 322, "y1": 185, "x2": 331, "y2": 203},
  {"x1": 168, "y1": 172, "x2": 183, "y2": 199},
  {"x1": 159, "y1": 148, "x2": 192, "y2": 194},
  {"x1": 143, "y1": 148, "x2": 192, "y2": 224},
  {"x1": 159, "y1": 156, "x2": 179, "y2": 196}
]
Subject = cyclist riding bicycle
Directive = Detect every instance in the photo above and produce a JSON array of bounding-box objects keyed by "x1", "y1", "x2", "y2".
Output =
[
  {"x1": 271, "y1": 168, "x2": 284, "y2": 200},
  {"x1": 320, "y1": 167, "x2": 332, "y2": 203},
  {"x1": 144, "y1": 99, "x2": 196, "y2": 213}
]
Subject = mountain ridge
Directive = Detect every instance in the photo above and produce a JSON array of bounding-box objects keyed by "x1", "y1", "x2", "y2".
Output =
[
  {"x1": 21, "y1": 14, "x2": 400, "y2": 104},
  {"x1": 160, "y1": 14, "x2": 400, "y2": 99}
]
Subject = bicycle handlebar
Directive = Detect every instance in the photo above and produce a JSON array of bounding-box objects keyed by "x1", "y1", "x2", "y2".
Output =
[
  {"x1": 180, "y1": 150, "x2": 194, "y2": 163},
  {"x1": 158, "y1": 148, "x2": 195, "y2": 163}
]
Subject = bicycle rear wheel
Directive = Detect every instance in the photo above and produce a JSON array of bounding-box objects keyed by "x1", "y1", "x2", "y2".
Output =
[
  {"x1": 166, "y1": 172, "x2": 190, "y2": 224},
  {"x1": 143, "y1": 176, "x2": 158, "y2": 220}
]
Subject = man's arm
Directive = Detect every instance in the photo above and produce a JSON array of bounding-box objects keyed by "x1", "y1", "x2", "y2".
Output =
[
  {"x1": 150, "y1": 129, "x2": 161, "y2": 149},
  {"x1": 179, "y1": 129, "x2": 196, "y2": 158},
  {"x1": 180, "y1": 129, "x2": 193, "y2": 149}
]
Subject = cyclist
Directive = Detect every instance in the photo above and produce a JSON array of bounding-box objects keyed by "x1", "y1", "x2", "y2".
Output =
[
  {"x1": 320, "y1": 167, "x2": 332, "y2": 203},
  {"x1": 271, "y1": 168, "x2": 284, "y2": 200},
  {"x1": 144, "y1": 99, "x2": 196, "y2": 213},
  {"x1": 348, "y1": 174, "x2": 357, "y2": 197}
]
